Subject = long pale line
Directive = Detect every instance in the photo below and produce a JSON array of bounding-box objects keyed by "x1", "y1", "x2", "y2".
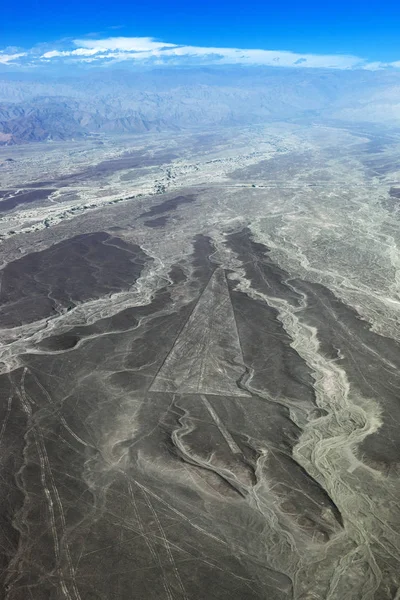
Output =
[{"x1": 200, "y1": 395, "x2": 241, "y2": 455}]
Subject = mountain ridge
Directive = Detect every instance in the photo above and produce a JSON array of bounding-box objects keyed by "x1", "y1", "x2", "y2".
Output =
[{"x1": 1, "y1": 67, "x2": 400, "y2": 144}]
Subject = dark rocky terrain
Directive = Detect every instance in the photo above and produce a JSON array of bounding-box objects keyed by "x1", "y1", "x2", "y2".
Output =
[{"x1": 0, "y1": 121, "x2": 400, "y2": 598}]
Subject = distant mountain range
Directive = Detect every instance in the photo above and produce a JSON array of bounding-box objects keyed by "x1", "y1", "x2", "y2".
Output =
[{"x1": 1, "y1": 67, "x2": 400, "y2": 144}]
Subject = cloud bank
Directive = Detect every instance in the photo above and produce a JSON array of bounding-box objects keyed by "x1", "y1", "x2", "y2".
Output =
[
  {"x1": 1, "y1": 36, "x2": 400, "y2": 71},
  {"x1": 0, "y1": 52, "x2": 26, "y2": 64}
]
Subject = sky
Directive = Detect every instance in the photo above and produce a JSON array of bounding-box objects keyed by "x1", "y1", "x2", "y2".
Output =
[{"x1": 1, "y1": 0, "x2": 400, "y2": 70}]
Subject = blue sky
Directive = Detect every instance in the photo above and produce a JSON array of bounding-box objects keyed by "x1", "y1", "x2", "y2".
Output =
[{"x1": 1, "y1": 0, "x2": 400, "y2": 69}]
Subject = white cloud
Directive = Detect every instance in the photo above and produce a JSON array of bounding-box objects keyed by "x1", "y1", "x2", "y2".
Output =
[
  {"x1": 0, "y1": 52, "x2": 26, "y2": 64},
  {"x1": 154, "y1": 45, "x2": 362, "y2": 69},
  {"x1": 73, "y1": 36, "x2": 177, "y2": 53},
  {"x1": 362, "y1": 62, "x2": 386, "y2": 71},
  {"x1": 2, "y1": 36, "x2": 400, "y2": 71},
  {"x1": 36, "y1": 36, "x2": 365, "y2": 69},
  {"x1": 363, "y1": 60, "x2": 400, "y2": 71},
  {"x1": 42, "y1": 48, "x2": 102, "y2": 58},
  {"x1": 60, "y1": 37, "x2": 363, "y2": 69}
]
